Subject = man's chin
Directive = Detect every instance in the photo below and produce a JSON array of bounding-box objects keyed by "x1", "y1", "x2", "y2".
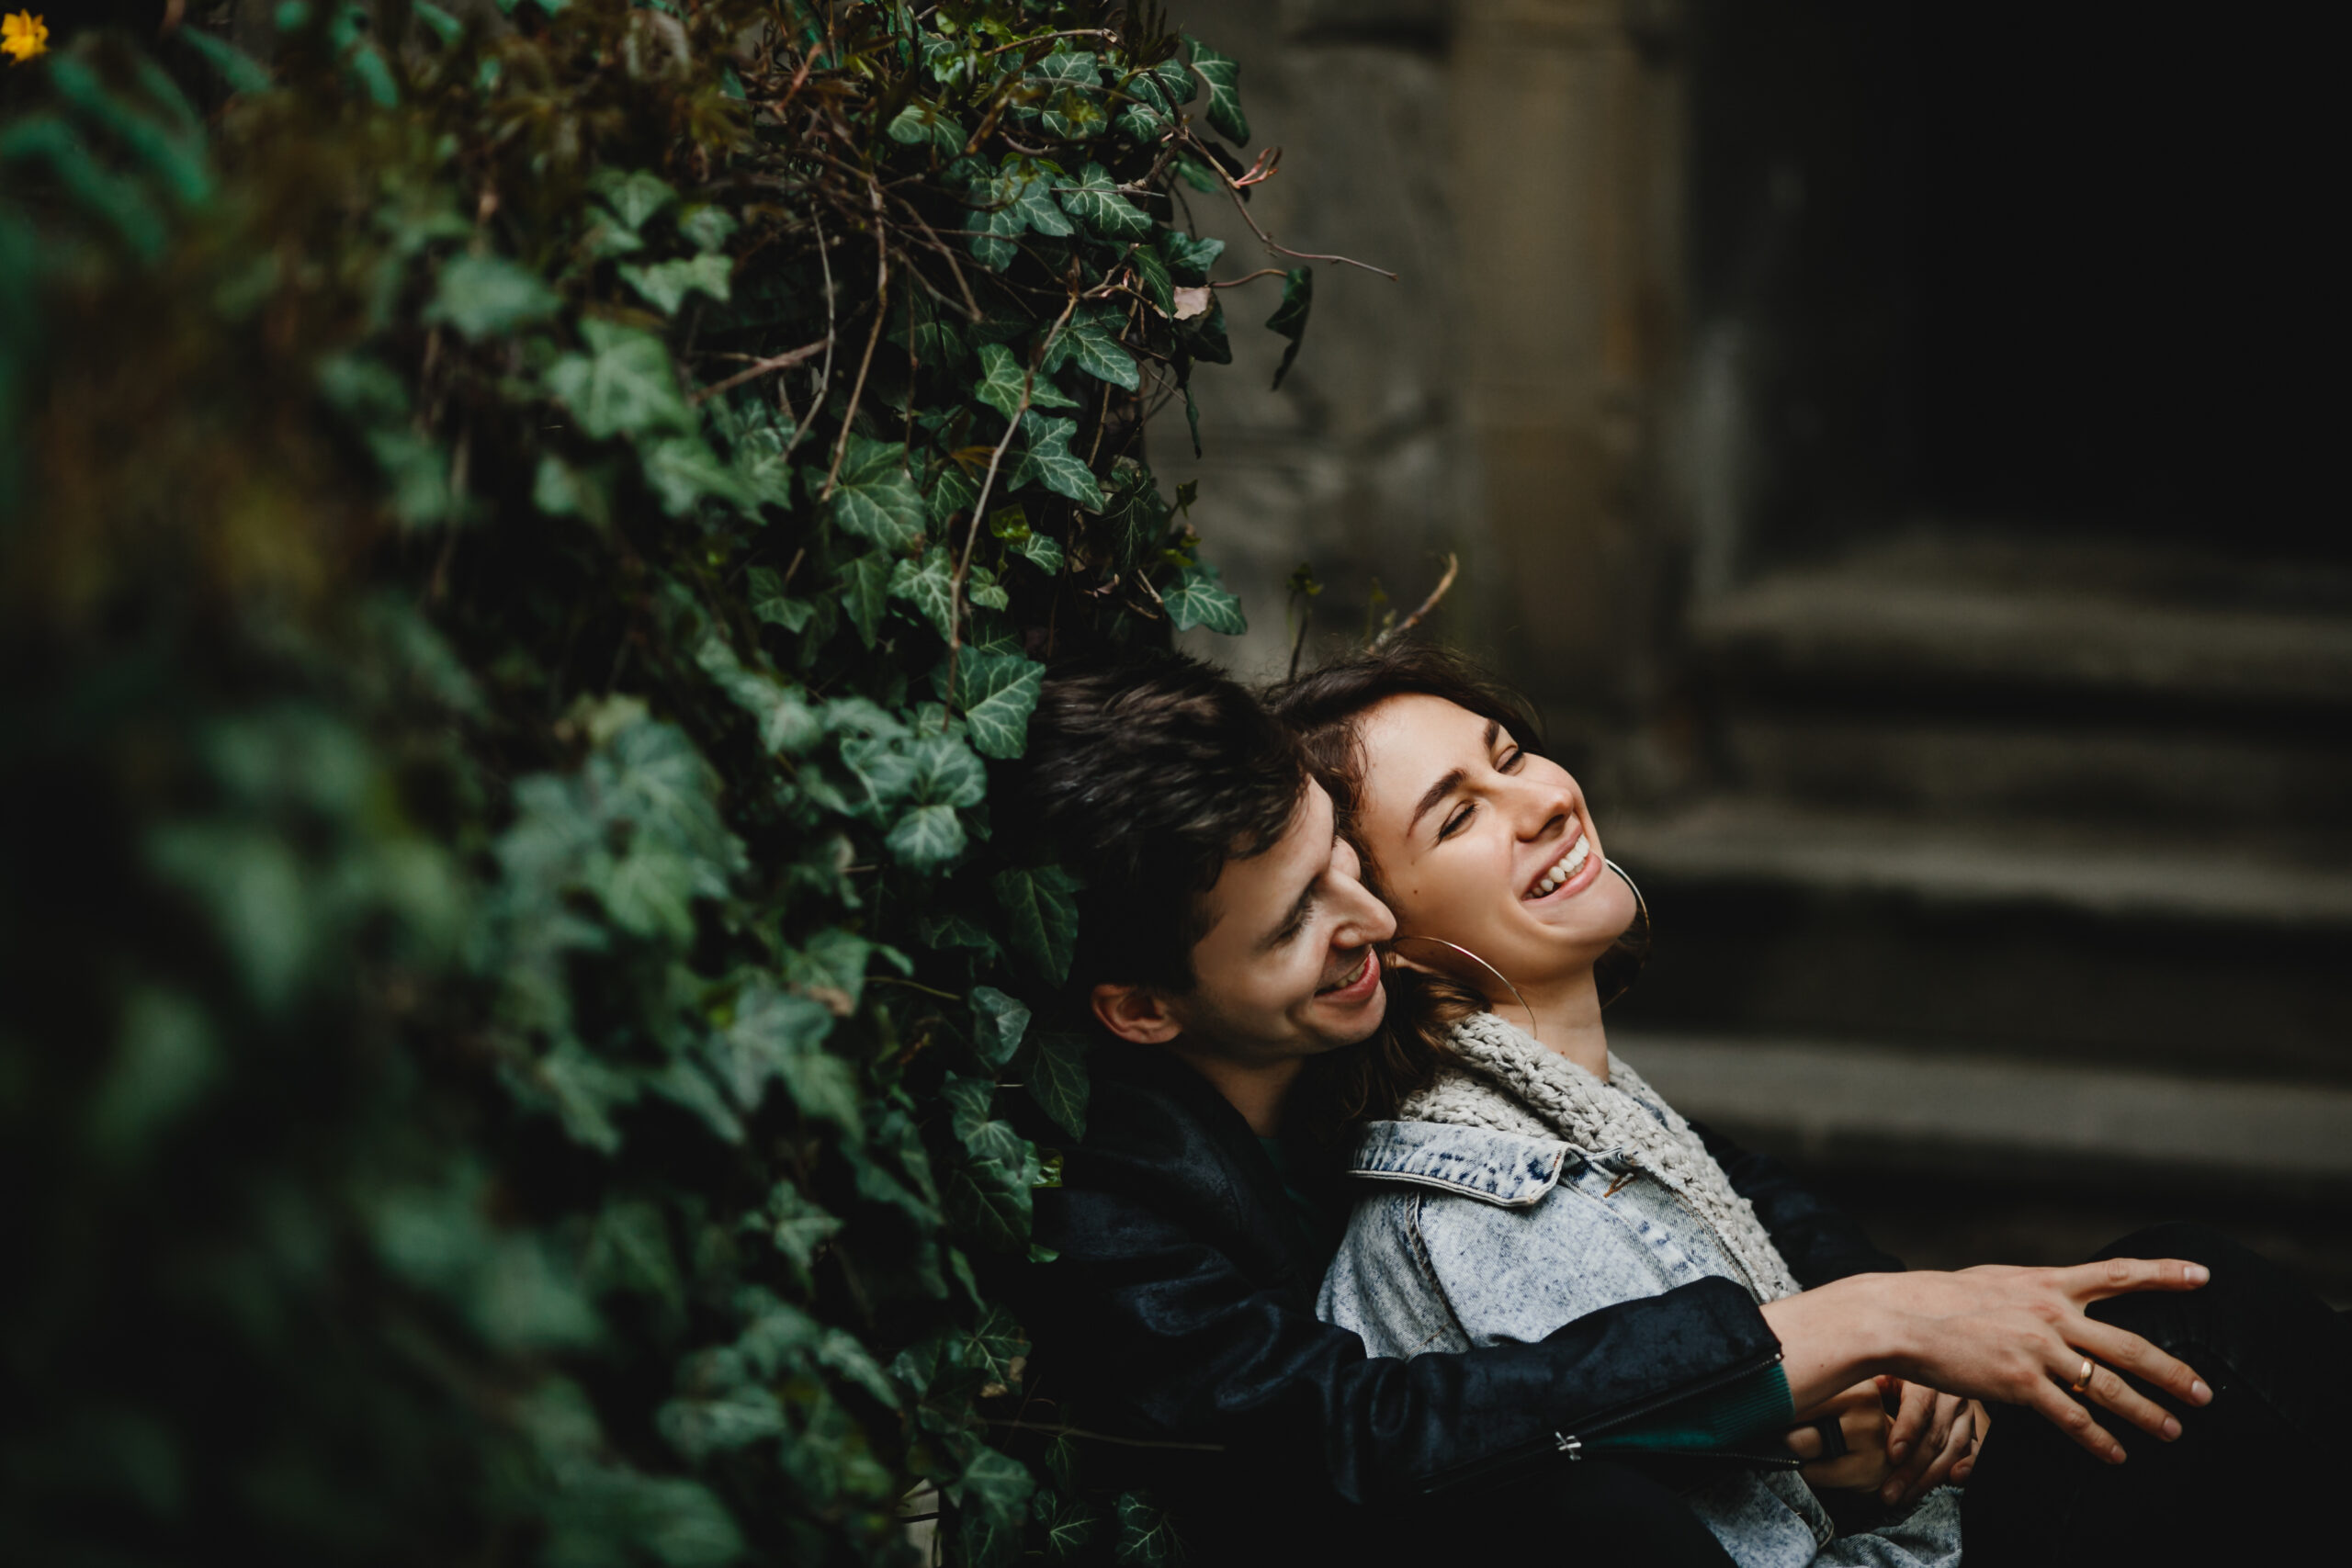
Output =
[{"x1": 1305, "y1": 983, "x2": 1387, "y2": 1051}]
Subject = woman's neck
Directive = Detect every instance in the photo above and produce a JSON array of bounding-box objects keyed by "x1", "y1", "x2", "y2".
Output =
[{"x1": 1492, "y1": 964, "x2": 1608, "y2": 1079}]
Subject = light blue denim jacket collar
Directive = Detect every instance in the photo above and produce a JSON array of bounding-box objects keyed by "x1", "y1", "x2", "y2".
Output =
[{"x1": 1345, "y1": 1120, "x2": 1578, "y2": 1209}]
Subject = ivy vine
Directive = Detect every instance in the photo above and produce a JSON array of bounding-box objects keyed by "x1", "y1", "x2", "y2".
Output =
[{"x1": 0, "y1": 4, "x2": 1346, "y2": 1563}]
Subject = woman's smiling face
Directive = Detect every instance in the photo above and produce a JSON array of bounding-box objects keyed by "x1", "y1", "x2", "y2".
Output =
[{"x1": 1352, "y1": 693, "x2": 1637, "y2": 994}]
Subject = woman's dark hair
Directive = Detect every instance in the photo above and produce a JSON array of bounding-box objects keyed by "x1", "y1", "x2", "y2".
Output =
[
  {"x1": 1015, "y1": 651, "x2": 1308, "y2": 996},
  {"x1": 1267, "y1": 641, "x2": 1648, "y2": 1132}
]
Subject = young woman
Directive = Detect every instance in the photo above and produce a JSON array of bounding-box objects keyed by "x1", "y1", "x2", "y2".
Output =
[{"x1": 1271, "y1": 642, "x2": 2347, "y2": 1567}]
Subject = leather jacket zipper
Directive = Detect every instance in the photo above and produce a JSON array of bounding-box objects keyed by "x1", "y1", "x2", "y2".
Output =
[{"x1": 1418, "y1": 1347, "x2": 1789, "y2": 1495}]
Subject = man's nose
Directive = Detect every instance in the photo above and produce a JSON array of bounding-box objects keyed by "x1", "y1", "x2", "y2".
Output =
[{"x1": 1334, "y1": 875, "x2": 1396, "y2": 944}]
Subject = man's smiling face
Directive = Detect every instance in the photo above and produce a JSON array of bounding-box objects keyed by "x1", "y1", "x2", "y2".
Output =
[{"x1": 1092, "y1": 782, "x2": 1395, "y2": 1069}]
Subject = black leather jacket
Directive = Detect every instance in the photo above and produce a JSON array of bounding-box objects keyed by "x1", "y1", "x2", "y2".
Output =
[{"x1": 1015, "y1": 1044, "x2": 1901, "y2": 1550}]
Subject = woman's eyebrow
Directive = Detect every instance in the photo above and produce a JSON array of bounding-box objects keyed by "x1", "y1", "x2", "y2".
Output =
[{"x1": 1407, "y1": 768, "x2": 1466, "y2": 835}]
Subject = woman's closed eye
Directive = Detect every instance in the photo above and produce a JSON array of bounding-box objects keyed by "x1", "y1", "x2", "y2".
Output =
[{"x1": 1434, "y1": 746, "x2": 1523, "y2": 841}]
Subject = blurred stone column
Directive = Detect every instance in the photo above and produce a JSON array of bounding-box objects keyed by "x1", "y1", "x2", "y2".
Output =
[{"x1": 1451, "y1": 0, "x2": 1686, "y2": 761}]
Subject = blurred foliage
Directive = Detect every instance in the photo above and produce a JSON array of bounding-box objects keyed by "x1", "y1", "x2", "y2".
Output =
[{"x1": 0, "y1": 3, "x2": 1314, "y2": 1562}]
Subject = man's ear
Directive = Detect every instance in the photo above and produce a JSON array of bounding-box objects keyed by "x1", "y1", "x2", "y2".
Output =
[{"x1": 1091, "y1": 982, "x2": 1182, "y2": 1046}]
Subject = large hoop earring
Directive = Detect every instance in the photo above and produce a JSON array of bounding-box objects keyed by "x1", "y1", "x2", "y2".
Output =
[
  {"x1": 1386, "y1": 934, "x2": 1540, "y2": 1043},
  {"x1": 1596, "y1": 857, "x2": 1650, "y2": 1010}
]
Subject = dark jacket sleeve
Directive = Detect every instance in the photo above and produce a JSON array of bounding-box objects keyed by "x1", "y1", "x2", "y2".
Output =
[
  {"x1": 1026, "y1": 1073, "x2": 1784, "y2": 1510},
  {"x1": 1687, "y1": 1117, "x2": 1905, "y2": 1287}
]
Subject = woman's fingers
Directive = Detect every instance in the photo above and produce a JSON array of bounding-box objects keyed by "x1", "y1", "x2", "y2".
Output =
[
  {"x1": 1884, "y1": 1395, "x2": 1973, "y2": 1506},
  {"x1": 2062, "y1": 1256, "x2": 2210, "y2": 1303},
  {"x1": 1886, "y1": 1377, "x2": 1937, "y2": 1461}
]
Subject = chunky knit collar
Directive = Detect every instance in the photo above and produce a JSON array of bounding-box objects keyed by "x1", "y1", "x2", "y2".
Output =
[{"x1": 1397, "y1": 1010, "x2": 1802, "y2": 1303}]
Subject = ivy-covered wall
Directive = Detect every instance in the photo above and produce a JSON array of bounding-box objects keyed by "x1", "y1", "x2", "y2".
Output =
[{"x1": 0, "y1": 5, "x2": 1315, "y2": 1562}]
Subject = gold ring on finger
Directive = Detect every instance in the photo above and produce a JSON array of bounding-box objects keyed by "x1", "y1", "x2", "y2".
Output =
[{"x1": 2069, "y1": 1358, "x2": 2095, "y2": 1393}]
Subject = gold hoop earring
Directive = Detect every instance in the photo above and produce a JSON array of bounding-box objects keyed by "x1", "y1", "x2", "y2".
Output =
[
  {"x1": 1596, "y1": 858, "x2": 1650, "y2": 1010},
  {"x1": 1386, "y1": 934, "x2": 1539, "y2": 1043}
]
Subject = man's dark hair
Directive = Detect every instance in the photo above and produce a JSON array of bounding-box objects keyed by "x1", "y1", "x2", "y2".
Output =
[{"x1": 1016, "y1": 652, "x2": 1308, "y2": 994}]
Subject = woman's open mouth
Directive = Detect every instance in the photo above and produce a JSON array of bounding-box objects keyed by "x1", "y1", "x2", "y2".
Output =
[
  {"x1": 1316, "y1": 948, "x2": 1380, "y2": 1002},
  {"x1": 1522, "y1": 829, "x2": 1596, "y2": 901}
]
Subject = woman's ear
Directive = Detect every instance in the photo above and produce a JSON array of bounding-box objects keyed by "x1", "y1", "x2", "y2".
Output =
[{"x1": 1091, "y1": 982, "x2": 1182, "y2": 1045}]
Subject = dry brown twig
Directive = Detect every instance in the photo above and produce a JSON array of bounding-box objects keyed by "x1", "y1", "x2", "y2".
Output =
[
  {"x1": 1374, "y1": 552, "x2": 1461, "y2": 647},
  {"x1": 946, "y1": 294, "x2": 1081, "y2": 682},
  {"x1": 820, "y1": 184, "x2": 892, "y2": 499}
]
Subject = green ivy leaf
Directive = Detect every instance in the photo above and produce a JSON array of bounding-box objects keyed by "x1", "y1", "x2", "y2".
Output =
[
  {"x1": 955, "y1": 650, "x2": 1046, "y2": 761},
  {"x1": 887, "y1": 806, "x2": 966, "y2": 870},
  {"x1": 907, "y1": 734, "x2": 986, "y2": 809},
  {"x1": 590, "y1": 167, "x2": 676, "y2": 231},
  {"x1": 1132, "y1": 242, "x2": 1173, "y2": 318},
  {"x1": 835, "y1": 552, "x2": 892, "y2": 649},
  {"x1": 957, "y1": 1446, "x2": 1037, "y2": 1529},
  {"x1": 887, "y1": 102, "x2": 964, "y2": 150},
  {"x1": 1057, "y1": 163, "x2": 1150, "y2": 240},
  {"x1": 968, "y1": 204, "x2": 1023, "y2": 272},
  {"x1": 967, "y1": 987, "x2": 1030, "y2": 1069},
  {"x1": 1027, "y1": 1030, "x2": 1091, "y2": 1140},
  {"x1": 1039, "y1": 1491, "x2": 1107, "y2": 1561},
  {"x1": 991, "y1": 864, "x2": 1079, "y2": 985},
  {"x1": 1115, "y1": 1492, "x2": 1181, "y2": 1568},
  {"x1": 545, "y1": 319, "x2": 693, "y2": 440},
  {"x1": 974, "y1": 341, "x2": 1079, "y2": 420},
  {"x1": 927, "y1": 464, "x2": 980, "y2": 529},
  {"x1": 748, "y1": 566, "x2": 813, "y2": 631},
  {"x1": 888, "y1": 547, "x2": 958, "y2": 641},
  {"x1": 424, "y1": 253, "x2": 560, "y2": 341},
  {"x1": 1017, "y1": 532, "x2": 1064, "y2": 575},
  {"x1": 621, "y1": 253, "x2": 732, "y2": 315},
  {"x1": 1013, "y1": 416, "x2": 1105, "y2": 510},
  {"x1": 1041, "y1": 304, "x2": 1138, "y2": 391},
  {"x1": 1187, "y1": 40, "x2": 1250, "y2": 143},
  {"x1": 1099, "y1": 463, "x2": 1170, "y2": 578},
  {"x1": 829, "y1": 435, "x2": 925, "y2": 549},
  {"x1": 706, "y1": 982, "x2": 857, "y2": 1132},
  {"x1": 1266, "y1": 265, "x2": 1313, "y2": 390},
  {"x1": 764, "y1": 1181, "x2": 843, "y2": 1293},
  {"x1": 1159, "y1": 228, "x2": 1225, "y2": 284},
  {"x1": 676, "y1": 205, "x2": 738, "y2": 252},
  {"x1": 641, "y1": 436, "x2": 752, "y2": 517},
  {"x1": 1161, "y1": 561, "x2": 1248, "y2": 635}
]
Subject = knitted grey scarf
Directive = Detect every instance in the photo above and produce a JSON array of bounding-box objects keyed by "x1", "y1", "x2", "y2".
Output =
[{"x1": 1398, "y1": 1010, "x2": 1802, "y2": 1303}]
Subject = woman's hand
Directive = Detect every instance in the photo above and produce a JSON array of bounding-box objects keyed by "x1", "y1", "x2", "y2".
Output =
[
  {"x1": 1784, "y1": 1380, "x2": 1897, "y2": 1492},
  {"x1": 1876, "y1": 1380, "x2": 1991, "y2": 1505}
]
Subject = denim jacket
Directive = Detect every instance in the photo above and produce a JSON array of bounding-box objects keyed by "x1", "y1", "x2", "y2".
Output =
[{"x1": 1317, "y1": 1117, "x2": 1963, "y2": 1568}]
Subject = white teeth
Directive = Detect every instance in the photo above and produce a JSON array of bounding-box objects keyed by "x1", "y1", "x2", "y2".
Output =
[{"x1": 1529, "y1": 833, "x2": 1591, "y2": 897}]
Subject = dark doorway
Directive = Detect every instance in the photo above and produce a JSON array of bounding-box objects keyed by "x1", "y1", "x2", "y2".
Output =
[{"x1": 1690, "y1": 0, "x2": 2342, "y2": 567}]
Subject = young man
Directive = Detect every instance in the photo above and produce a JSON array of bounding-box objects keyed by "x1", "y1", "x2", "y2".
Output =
[{"x1": 1008, "y1": 653, "x2": 2220, "y2": 1566}]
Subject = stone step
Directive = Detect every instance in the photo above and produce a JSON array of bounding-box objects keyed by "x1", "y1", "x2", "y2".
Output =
[
  {"x1": 1617, "y1": 1032, "x2": 2352, "y2": 1304},
  {"x1": 1690, "y1": 535, "x2": 2352, "y2": 716},
  {"x1": 1615, "y1": 1031, "x2": 2352, "y2": 1203},
  {"x1": 1601, "y1": 800, "x2": 2352, "y2": 1080},
  {"x1": 1708, "y1": 711, "x2": 2352, "y2": 826}
]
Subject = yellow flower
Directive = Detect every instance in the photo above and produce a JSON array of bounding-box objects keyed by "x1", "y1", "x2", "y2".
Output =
[{"x1": 1, "y1": 11, "x2": 47, "y2": 63}]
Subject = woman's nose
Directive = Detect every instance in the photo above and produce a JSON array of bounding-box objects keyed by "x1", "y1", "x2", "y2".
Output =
[{"x1": 1505, "y1": 777, "x2": 1577, "y2": 840}]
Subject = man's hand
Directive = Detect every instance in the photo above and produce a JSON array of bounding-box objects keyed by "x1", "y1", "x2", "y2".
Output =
[
  {"x1": 1784, "y1": 1380, "x2": 1896, "y2": 1492},
  {"x1": 1762, "y1": 1257, "x2": 2213, "y2": 1466}
]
